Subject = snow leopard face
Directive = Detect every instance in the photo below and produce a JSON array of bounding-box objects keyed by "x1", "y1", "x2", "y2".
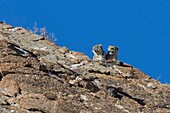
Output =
[
  {"x1": 92, "y1": 44, "x2": 105, "y2": 55},
  {"x1": 108, "y1": 46, "x2": 118, "y2": 55}
]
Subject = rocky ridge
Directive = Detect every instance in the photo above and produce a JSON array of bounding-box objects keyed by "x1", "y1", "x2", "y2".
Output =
[{"x1": 0, "y1": 22, "x2": 170, "y2": 113}]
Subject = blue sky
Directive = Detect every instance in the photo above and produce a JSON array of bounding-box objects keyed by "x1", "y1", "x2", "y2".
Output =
[{"x1": 0, "y1": 0, "x2": 170, "y2": 83}]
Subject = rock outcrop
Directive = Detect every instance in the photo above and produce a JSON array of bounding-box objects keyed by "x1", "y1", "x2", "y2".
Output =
[{"x1": 0, "y1": 22, "x2": 170, "y2": 113}]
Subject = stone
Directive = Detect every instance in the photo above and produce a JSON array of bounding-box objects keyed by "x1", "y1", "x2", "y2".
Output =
[
  {"x1": 147, "y1": 83, "x2": 157, "y2": 89},
  {"x1": 0, "y1": 23, "x2": 169, "y2": 113},
  {"x1": 80, "y1": 95, "x2": 88, "y2": 102},
  {"x1": 0, "y1": 77, "x2": 20, "y2": 97},
  {"x1": 82, "y1": 74, "x2": 97, "y2": 81}
]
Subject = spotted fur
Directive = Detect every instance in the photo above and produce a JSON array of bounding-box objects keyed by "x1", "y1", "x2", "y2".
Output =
[
  {"x1": 106, "y1": 46, "x2": 119, "y2": 62},
  {"x1": 92, "y1": 44, "x2": 106, "y2": 62}
]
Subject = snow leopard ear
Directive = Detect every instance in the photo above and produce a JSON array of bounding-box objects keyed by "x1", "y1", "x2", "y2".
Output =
[
  {"x1": 115, "y1": 46, "x2": 119, "y2": 50},
  {"x1": 99, "y1": 44, "x2": 102, "y2": 46}
]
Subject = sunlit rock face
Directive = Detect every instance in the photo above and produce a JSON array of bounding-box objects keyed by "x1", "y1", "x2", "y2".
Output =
[{"x1": 0, "y1": 22, "x2": 169, "y2": 113}]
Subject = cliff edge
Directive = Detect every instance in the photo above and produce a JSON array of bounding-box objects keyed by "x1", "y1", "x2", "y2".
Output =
[{"x1": 0, "y1": 22, "x2": 169, "y2": 113}]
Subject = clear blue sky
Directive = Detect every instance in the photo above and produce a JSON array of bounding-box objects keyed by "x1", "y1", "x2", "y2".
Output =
[{"x1": 0, "y1": 0, "x2": 170, "y2": 83}]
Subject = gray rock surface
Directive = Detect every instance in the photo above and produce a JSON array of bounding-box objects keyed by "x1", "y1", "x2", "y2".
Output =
[{"x1": 0, "y1": 22, "x2": 170, "y2": 113}]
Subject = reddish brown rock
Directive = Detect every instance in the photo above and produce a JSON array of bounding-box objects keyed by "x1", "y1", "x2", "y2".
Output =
[
  {"x1": 0, "y1": 22, "x2": 169, "y2": 113},
  {"x1": 0, "y1": 76, "x2": 20, "y2": 97}
]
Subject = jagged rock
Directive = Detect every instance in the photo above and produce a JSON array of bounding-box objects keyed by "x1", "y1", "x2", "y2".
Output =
[
  {"x1": 82, "y1": 74, "x2": 97, "y2": 81},
  {"x1": 0, "y1": 23, "x2": 169, "y2": 113},
  {"x1": 0, "y1": 76, "x2": 20, "y2": 97},
  {"x1": 80, "y1": 95, "x2": 88, "y2": 102},
  {"x1": 147, "y1": 83, "x2": 157, "y2": 89}
]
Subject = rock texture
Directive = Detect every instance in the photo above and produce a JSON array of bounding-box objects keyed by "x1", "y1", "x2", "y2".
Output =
[{"x1": 0, "y1": 22, "x2": 170, "y2": 113}]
